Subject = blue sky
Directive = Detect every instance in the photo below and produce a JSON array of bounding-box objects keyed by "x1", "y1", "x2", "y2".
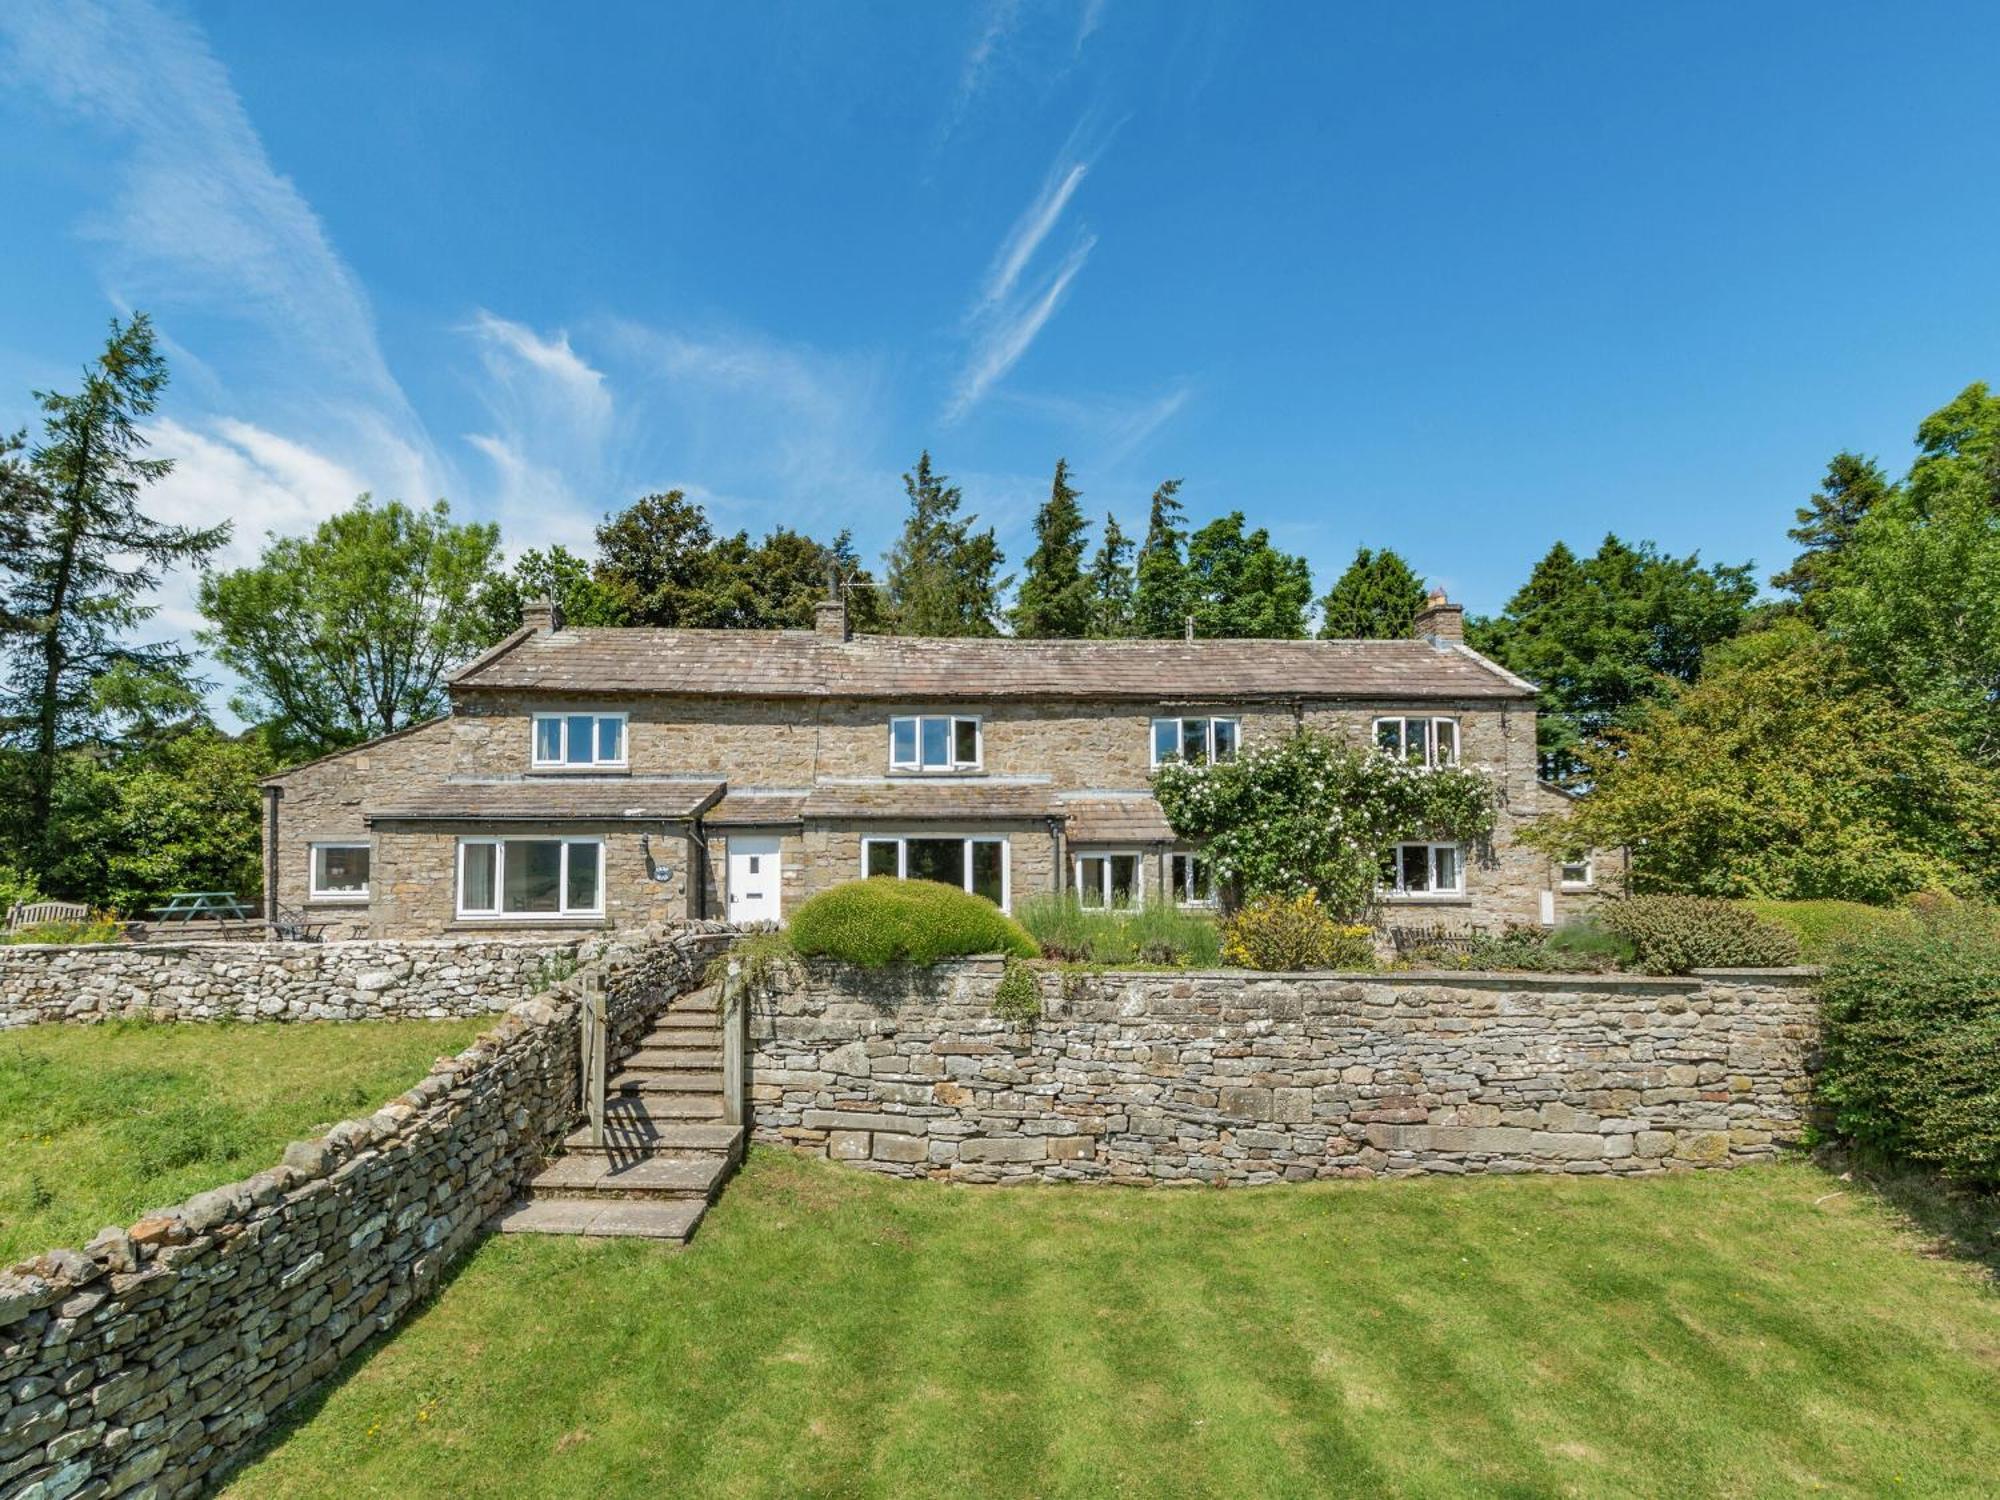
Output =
[{"x1": 3, "y1": 1, "x2": 1997, "y2": 677}]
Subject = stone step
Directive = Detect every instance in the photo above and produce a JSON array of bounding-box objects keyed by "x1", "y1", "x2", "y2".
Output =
[
  {"x1": 494, "y1": 1197, "x2": 705, "y2": 1242},
  {"x1": 561, "y1": 1120, "x2": 743, "y2": 1161},
  {"x1": 625, "y1": 1047, "x2": 722, "y2": 1070},
  {"x1": 640, "y1": 1033, "x2": 722, "y2": 1054},
  {"x1": 612, "y1": 1070, "x2": 723, "y2": 1096},
  {"x1": 529, "y1": 1153, "x2": 728, "y2": 1200},
  {"x1": 652, "y1": 1010, "x2": 720, "y2": 1030},
  {"x1": 604, "y1": 1088, "x2": 723, "y2": 1119}
]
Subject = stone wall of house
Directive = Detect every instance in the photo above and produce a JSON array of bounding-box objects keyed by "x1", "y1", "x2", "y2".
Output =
[
  {"x1": 0, "y1": 925, "x2": 726, "y2": 1500},
  {"x1": 749, "y1": 962, "x2": 1817, "y2": 1183},
  {"x1": 0, "y1": 935, "x2": 594, "y2": 1030}
]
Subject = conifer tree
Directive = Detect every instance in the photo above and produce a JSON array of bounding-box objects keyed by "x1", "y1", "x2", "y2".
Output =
[
  {"x1": 883, "y1": 452, "x2": 1008, "y2": 636},
  {"x1": 1086, "y1": 512, "x2": 1135, "y2": 638},
  {"x1": 1771, "y1": 452, "x2": 1894, "y2": 608},
  {"x1": 1316, "y1": 546, "x2": 1428, "y2": 639},
  {"x1": 1009, "y1": 458, "x2": 1093, "y2": 637},
  {"x1": 1132, "y1": 478, "x2": 1190, "y2": 638}
]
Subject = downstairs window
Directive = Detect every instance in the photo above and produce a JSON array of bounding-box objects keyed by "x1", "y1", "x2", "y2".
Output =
[
  {"x1": 861, "y1": 835, "x2": 1008, "y2": 909},
  {"x1": 458, "y1": 838, "x2": 604, "y2": 918}
]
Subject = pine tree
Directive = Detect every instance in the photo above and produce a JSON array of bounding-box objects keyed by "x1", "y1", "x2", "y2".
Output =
[
  {"x1": 1132, "y1": 478, "x2": 1189, "y2": 638},
  {"x1": 1086, "y1": 512, "x2": 1135, "y2": 638},
  {"x1": 1771, "y1": 452, "x2": 1894, "y2": 607},
  {"x1": 1185, "y1": 513, "x2": 1314, "y2": 638},
  {"x1": 0, "y1": 315, "x2": 228, "y2": 858},
  {"x1": 1316, "y1": 546, "x2": 1428, "y2": 639},
  {"x1": 883, "y1": 451, "x2": 1008, "y2": 636},
  {"x1": 1009, "y1": 458, "x2": 1093, "y2": 637}
]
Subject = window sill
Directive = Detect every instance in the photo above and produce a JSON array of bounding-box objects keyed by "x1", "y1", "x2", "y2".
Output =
[
  {"x1": 526, "y1": 766, "x2": 632, "y2": 777},
  {"x1": 446, "y1": 916, "x2": 610, "y2": 930},
  {"x1": 885, "y1": 768, "x2": 985, "y2": 777},
  {"x1": 1559, "y1": 884, "x2": 1596, "y2": 894},
  {"x1": 1377, "y1": 893, "x2": 1472, "y2": 905},
  {"x1": 305, "y1": 895, "x2": 371, "y2": 906}
]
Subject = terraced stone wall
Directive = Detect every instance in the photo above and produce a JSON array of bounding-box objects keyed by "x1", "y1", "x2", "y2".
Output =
[{"x1": 749, "y1": 963, "x2": 1817, "y2": 1183}]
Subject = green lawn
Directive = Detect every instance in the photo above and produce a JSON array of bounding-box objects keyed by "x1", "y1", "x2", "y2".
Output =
[
  {"x1": 229, "y1": 1150, "x2": 2000, "y2": 1499},
  {"x1": 0, "y1": 1017, "x2": 485, "y2": 1260}
]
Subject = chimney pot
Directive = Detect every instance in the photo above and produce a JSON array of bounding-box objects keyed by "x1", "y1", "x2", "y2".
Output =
[
  {"x1": 1183, "y1": 614, "x2": 1196, "y2": 643},
  {"x1": 1412, "y1": 590, "x2": 1464, "y2": 644}
]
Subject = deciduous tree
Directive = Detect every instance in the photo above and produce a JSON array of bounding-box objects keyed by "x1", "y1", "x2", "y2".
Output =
[
  {"x1": 1185, "y1": 512, "x2": 1313, "y2": 639},
  {"x1": 198, "y1": 496, "x2": 498, "y2": 755}
]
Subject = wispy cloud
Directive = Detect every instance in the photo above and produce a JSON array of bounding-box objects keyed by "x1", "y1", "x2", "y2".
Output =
[
  {"x1": 949, "y1": 236, "x2": 1095, "y2": 423},
  {"x1": 941, "y1": 0, "x2": 1023, "y2": 143},
  {"x1": 1074, "y1": 0, "x2": 1110, "y2": 55},
  {"x1": 464, "y1": 310, "x2": 611, "y2": 439},
  {"x1": 993, "y1": 381, "x2": 1196, "y2": 475},
  {"x1": 979, "y1": 161, "x2": 1090, "y2": 312}
]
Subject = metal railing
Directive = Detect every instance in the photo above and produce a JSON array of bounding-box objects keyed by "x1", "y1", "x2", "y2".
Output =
[{"x1": 579, "y1": 972, "x2": 608, "y2": 1148}]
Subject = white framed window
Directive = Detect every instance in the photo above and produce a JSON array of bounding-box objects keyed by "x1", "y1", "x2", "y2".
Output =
[
  {"x1": 860, "y1": 834, "x2": 1009, "y2": 909},
  {"x1": 1073, "y1": 851, "x2": 1140, "y2": 908},
  {"x1": 308, "y1": 842, "x2": 371, "y2": 901},
  {"x1": 457, "y1": 838, "x2": 604, "y2": 919},
  {"x1": 1374, "y1": 716, "x2": 1459, "y2": 768},
  {"x1": 1150, "y1": 716, "x2": 1240, "y2": 767},
  {"x1": 888, "y1": 715, "x2": 981, "y2": 772},
  {"x1": 1170, "y1": 851, "x2": 1216, "y2": 907},
  {"x1": 1559, "y1": 858, "x2": 1594, "y2": 890},
  {"x1": 531, "y1": 712, "x2": 627, "y2": 769},
  {"x1": 1379, "y1": 842, "x2": 1465, "y2": 898}
]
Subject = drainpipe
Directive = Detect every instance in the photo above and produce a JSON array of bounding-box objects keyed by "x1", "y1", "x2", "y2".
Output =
[
  {"x1": 1046, "y1": 815, "x2": 1066, "y2": 897},
  {"x1": 260, "y1": 786, "x2": 282, "y2": 924},
  {"x1": 686, "y1": 817, "x2": 710, "y2": 921}
]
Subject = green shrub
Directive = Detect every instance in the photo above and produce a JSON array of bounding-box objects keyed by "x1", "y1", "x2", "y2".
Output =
[
  {"x1": 2, "y1": 914, "x2": 124, "y2": 946},
  {"x1": 789, "y1": 878, "x2": 1039, "y2": 967},
  {"x1": 1601, "y1": 896, "x2": 1801, "y2": 974},
  {"x1": 1221, "y1": 893, "x2": 1373, "y2": 971},
  {"x1": 1741, "y1": 899, "x2": 1915, "y2": 962},
  {"x1": 1015, "y1": 894, "x2": 1221, "y2": 968},
  {"x1": 1817, "y1": 907, "x2": 2000, "y2": 1184},
  {"x1": 1415, "y1": 918, "x2": 1635, "y2": 974},
  {"x1": 990, "y1": 960, "x2": 1042, "y2": 1026},
  {"x1": 0, "y1": 859, "x2": 43, "y2": 917}
]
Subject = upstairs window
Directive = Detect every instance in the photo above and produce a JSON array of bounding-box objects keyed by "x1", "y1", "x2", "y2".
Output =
[
  {"x1": 1379, "y1": 842, "x2": 1464, "y2": 898},
  {"x1": 532, "y1": 712, "x2": 627, "y2": 768},
  {"x1": 889, "y1": 714, "x2": 981, "y2": 772},
  {"x1": 1151, "y1": 716, "x2": 1240, "y2": 767},
  {"x1": 1374, "y1": 716, "x2": 1459, "y2": 768}
]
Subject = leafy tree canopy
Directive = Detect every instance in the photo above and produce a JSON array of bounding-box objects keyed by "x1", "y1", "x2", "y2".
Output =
[
  {"x1": 1009, "y1": 458, "x2": 1093, "y2": 638},
  {"x1": 883, "y1": 452, "x2": 1008, "y2": 636},
  {"x1": 473, "y1": 544, "x2": 629, "y2": 642},
  {"x1": 1468, "y1": 534, "x2": 1757, "y2": 783},
  {"x1": 1185, "y1": 512, "x2": 1314, "y2": 639},
  {"x1": 1317, "y1": 546, "x2": 1428, "y2": 639},
  {"x1": 1153, "y1": 729, "x2": 1496, "y2": 919},
  {"x1": 1525, "y1": 620, "x2": 2000, "y2": 903},
  {"x1": 198, "y1": 495, "x2": 499, "y2": 756}
]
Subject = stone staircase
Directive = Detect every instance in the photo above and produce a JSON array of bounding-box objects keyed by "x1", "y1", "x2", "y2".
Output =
[{"x1": 494, "y1": 984, "x2": 744, "y2": 1244}]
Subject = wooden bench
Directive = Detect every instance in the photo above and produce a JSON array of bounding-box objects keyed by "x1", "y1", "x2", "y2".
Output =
[{"x1": 5, "y1": 900, "x2": 92, "y2": 934}]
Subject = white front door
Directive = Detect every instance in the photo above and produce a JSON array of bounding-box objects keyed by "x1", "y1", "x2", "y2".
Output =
[{"x1": 726, "y1": 834, "x2": 782, "y2": 923}]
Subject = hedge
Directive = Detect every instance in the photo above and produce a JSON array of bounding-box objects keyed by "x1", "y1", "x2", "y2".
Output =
[
  {"x1": 1816, "y1": 908, "x2": 2000, "y2": 1184},
  {"x1": 788, "y1": 878, "x2": 1040, "y2": 966},
  {"x1": 1600, "y1": 895, "x2": 1801, "y2": 974}
]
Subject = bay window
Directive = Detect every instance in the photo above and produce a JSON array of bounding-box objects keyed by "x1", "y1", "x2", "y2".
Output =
[
  {"x1": 308, "y1": 843, "x2": 371, "y2": 901},
  {"x1": 1374, "y1": 716, "x2": 1459, "y2": 768},
  {"x1": 458, "y1": 838, "x2": 604, "y2": 918},
  {"x1": 1151, "y1": 715, "x2": 1240, "y2": 767},
  {"x1": 1074, "y1": 851, "x2": 1139, "y2": 908},
  {"x1": 861, "y1": 835, "x2": 1008, "y2": 908},
  {"x1": 1379, "y1": 842, "x2": 1464, "y2": 898},
  {"x1": 532, "y1": 712, "x2": 627, "y2": 768},
  {"x1": 889, "y1": 715, "x2": 981, "y2": 772}
]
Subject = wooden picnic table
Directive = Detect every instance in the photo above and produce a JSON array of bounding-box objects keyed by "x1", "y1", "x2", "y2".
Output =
[{"x1": 147, "y1": 891, "x2": 255, "y2": 923}]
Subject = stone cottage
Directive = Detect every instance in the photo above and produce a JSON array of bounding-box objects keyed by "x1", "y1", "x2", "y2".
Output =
[{"x1": 260, "y1": 590, "x2": 1604, "y2": 938}]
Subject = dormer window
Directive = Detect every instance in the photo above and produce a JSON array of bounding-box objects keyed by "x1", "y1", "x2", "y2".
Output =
[
  {"x1": 890, "y1": 715, "x2": 981, "y2": 772},
  {"x1": 1374, "y1": 716, "x2": 1459, "y2": 768},
  {"x1": 532, "y1": 712, "x2": 627, "y2": 768},
  {"x1": 1151, "y1": 716, "x2": 1239, "y2": 767}
]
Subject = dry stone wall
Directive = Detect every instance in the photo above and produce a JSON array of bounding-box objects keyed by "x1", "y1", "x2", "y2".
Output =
[
  {"x1": 0, "y1": 925, "x2": 727, "y2": 1499},
  {"x1": 750, "y1": 962, "x2": 1817, "y2": 1183},
  {"x1": 0, "y1": 937, "x2": 590, "y2": 1030}
]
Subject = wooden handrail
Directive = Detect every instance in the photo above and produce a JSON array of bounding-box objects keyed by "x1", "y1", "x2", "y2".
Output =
[
  {"x1": 721, "y1": 957, "x2": 746, "y2": 1128},
  {"x1": 579, "y1": 973, "x2": 607, "y2": 1149}
]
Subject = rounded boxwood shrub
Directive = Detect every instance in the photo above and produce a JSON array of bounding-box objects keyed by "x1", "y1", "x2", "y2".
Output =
[
  {"x1": 788, "y1": 878, "x2": 1039, "y2": 966},
  {"x1": 1601, "y1": 895, "x2": 1801, "y2": 974},
  {"x1": 1817, "y1": 908, "x2": 2000, "y2": 1183}
]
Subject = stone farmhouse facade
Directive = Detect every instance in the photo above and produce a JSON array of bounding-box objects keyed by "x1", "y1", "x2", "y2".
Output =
[{"x1": 261, "y1": 591, "x2": 1609, "y2": 940}]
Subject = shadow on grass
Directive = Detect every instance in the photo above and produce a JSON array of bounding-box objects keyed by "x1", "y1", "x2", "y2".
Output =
[
  {"x1": 1815, "y1": 1147, "x2": 2000, "y2": 1282},
  {"x1": 211, "y1": 1224, "x2": 500, "y2": 1489}
]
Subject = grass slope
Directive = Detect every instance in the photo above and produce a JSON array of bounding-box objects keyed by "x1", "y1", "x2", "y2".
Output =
[
  {"x1": 0, "y1": 1018, "x2": 484, "y2": 1260},
  {"x1": 230, "y1": 1150, "x2": 1999, "y2": 1499}
]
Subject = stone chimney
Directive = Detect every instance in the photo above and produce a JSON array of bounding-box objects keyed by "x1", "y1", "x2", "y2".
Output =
[
  {"x1": 1412, "y1": 589, "x2": 1464, "y2": 643},
  {"x1": 521, "y1": 596, "x2": 563, "y2": 633},
  {"x1": 815, "y1": 568, "x2": 850, "y2": 641}
]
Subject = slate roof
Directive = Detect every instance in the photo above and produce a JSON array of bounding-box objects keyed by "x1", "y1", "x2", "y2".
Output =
[
  {"x1": 452, "y1": 628, "x2": 1532, "y2": 702},
  {"x1": 1058, "y1": 795, "x2": 1175, "y2": 844},
  {"x1": 799, "y1": 780, "x2": 1057, "y2": 822},
  {"x1": 366, "y1": 779, "x2": 723, "y2": 824},
  {"x1": 705, "y1": 790, "x2": 810, "y2": 826}
]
